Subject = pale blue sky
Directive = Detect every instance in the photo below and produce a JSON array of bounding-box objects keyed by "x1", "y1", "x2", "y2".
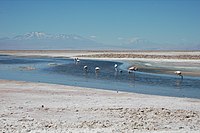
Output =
[{"x1": 0, "y1": 0, "x2": 200, "y2": 46}]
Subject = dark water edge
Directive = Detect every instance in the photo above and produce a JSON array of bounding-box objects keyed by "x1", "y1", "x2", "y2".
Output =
[{"x1": 0, "y1": 55, "x2": 200, "y2": 99}]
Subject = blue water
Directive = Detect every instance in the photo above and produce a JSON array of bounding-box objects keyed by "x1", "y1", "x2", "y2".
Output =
[{"x1": 0, "y1": 55, "x2": 200, "y2": 99}]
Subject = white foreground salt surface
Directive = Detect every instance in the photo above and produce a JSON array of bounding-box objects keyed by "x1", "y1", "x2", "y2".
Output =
[{"x1": 0, "y1": 80, "x2": 200, "y2": 133}]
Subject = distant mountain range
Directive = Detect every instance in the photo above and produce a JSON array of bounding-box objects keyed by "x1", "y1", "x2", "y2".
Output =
[
  {"x1": 0, "y1": 32, "x2": 107, "y2": 50},
  {"x1": 117, "y1": 37, "x2": 200, "y2": 50},
  {"x1": 12, "y1": 32, "x2": 87, "y2": 41},
  {"x1": 118, "y1": 38, "x2": 163, "y2": 50},
  {"x1": 0, "y1": 32, "x2": 199, "y2": 50}
]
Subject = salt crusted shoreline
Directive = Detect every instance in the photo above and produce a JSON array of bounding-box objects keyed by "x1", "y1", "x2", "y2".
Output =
[{"x1": 0, "y1": 80, "x2": 200, "y2": 133}]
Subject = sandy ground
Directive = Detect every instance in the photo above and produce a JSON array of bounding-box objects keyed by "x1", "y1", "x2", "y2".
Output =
[
  {"x1": 0, "y1": 50, "x2": 200, "y2": 132},
  {"x1": 0, "y1": 80, "x2": 200, "y2": 133},
  {"x1": 1, "y1": 50, "x2": 200, "y2": 58}
]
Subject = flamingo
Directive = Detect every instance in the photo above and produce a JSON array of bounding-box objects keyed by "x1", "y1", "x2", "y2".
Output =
[
  {"x1": 74, "y1": 58, "x2": 80, "y2": 64},
  {"x1": 128, "y1": 66, "x2": 138, "y2": 73},
  {"x1": 174, "y1": 71, "x2": 183, "y2": 79},
  {"x1": 83, "y1": 65, "x2": 88, "y2": 71},
  {"x1": 84, "y1": 65, "x2": 88, "y2": 69},
  {"x1": 74, "y1": 58, "x2": 80, "y2": 62},
  {"x1": 74, "y1": 58, "x2": 77, "y2": 62},
  {"x1": 114, "y1": 64, "x2": 118, "y2": 71},
  {"x1": 95, "y1": 67, "x2": 100, "y2": 72},
  {"x1": 76, "y1": 59, "x2": 80, "y2": 62}
]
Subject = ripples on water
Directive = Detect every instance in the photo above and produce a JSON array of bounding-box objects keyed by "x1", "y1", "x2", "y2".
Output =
[{"x1": 0, "y1": 55, "x2": 200, "y2": 99}]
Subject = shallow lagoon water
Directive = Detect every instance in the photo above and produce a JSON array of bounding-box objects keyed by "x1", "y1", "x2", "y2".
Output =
[{"x1": 0, "y1": 55, "x2": 200, "y2": 99}]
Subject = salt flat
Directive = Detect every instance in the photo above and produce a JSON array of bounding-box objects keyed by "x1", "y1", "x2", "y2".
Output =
[
  {"x1": 0, "y1": 50, "x2": 200, "y2": 132},
  {"x1": 0, "y1": 80, "x2": 200, "y2": 133}
]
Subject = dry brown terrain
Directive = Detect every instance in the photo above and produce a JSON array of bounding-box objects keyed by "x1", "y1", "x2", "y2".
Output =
[
  {"x1": 1, "y1": 50, "x2": 200, "y2": 59},
  {"x1": 79, "y1": 53, "x2": 200, "y2": 59}
]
